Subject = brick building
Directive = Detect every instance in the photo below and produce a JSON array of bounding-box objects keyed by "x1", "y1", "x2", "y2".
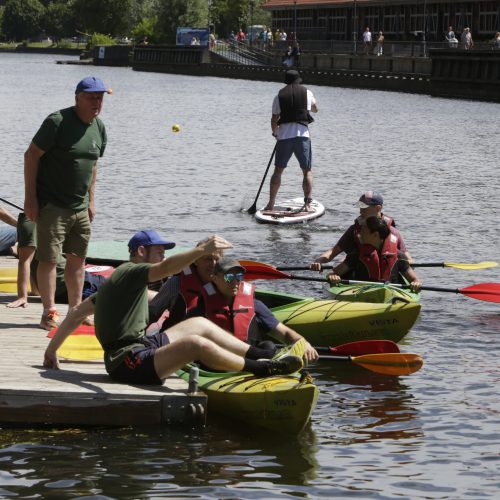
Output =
[{"x1": 263, "y1": 0, "x2": 500, "y2": 40}]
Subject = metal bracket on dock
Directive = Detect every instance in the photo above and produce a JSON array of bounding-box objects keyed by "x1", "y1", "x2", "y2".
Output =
[{"x1": 161, "y1": 393, "x2": 207, "y2": 427}]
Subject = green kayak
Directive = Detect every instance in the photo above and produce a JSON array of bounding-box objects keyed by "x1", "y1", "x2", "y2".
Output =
[
  {"x1": 177, "y1": 364, "x2": 318, "y2": 435},
  {"x1": 325, "y1": 282, "x2": 421, "y2": 304},
  {"x1": 256, "y1": 288, "x2": 421, "y2": 347}
]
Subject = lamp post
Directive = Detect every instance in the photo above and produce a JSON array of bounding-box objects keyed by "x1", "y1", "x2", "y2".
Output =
[
  {"x1": 353, "y1": 0, "x2": 357, "y2": 54},
  {"x1": 422, "y1": 0, "x2": 427, "y2": 56},
  {"x1": 294, "y1": 0, "x2": 297, "y2": 39},
  {"x1": 249, "y1": 0, "x2": 255, "y2": 47}
]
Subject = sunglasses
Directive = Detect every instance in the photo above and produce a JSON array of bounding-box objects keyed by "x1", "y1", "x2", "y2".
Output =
[{"x1": 223, "y1": 272, "x2": 245, "y2": 283}]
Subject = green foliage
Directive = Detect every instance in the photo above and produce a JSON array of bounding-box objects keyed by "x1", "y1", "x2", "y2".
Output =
[
  {"x1": 88, "y1": 32, "x2": 115, "y2": 49},
  {"x1": 1, "y1": 0, "x2": 45, "y2": 41},
  {"x1": 131, "y1": 16, "x2": 158, "y2": 43},
  {"x1": 73, "y1": 0, "x2": 133, "y2": 37},
  {"x1": 44, "y1": 1, "x2": 76, "y2": 39},
  {"x1": 156, "y1": 0, "x2": 208, "y2": 44}
]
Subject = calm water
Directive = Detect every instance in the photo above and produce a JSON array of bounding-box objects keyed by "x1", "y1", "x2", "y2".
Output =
[{"x1": 1, "y1": 53, "x2": 500, "y2": 499}]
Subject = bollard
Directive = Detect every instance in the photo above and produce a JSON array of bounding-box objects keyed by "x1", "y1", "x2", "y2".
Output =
[{"x1": 188, "y1": 365, "x2": 199, "y2": 393}]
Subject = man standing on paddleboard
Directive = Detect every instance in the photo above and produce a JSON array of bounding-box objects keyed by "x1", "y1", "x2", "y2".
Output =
[
  {"x1": 264, "y1": 69, "x2": 318, "y2": 212},
  {"x1": 23, "y1": 76, "x2": 110, "y2": 331}
]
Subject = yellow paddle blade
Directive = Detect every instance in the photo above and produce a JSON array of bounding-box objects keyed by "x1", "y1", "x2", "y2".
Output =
[
  {"x1": 58, "y1": 335, "x2": 104, "y2": 361},
  {"x1": 352, "y1": 353, "x2": 424, "y2": 376},
  {"x1": 445, "y1": 261, "x2": 498, "y2": 270}
]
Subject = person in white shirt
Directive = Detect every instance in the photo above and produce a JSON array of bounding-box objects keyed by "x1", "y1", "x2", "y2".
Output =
[{"x1": 363, "y1": 27, "x2": 372, "y2": 54}]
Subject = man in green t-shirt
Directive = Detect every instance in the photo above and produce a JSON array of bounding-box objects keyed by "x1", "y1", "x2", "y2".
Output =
[
  {"x1": 43, "y1": 231, "x2": 304, "y2": 384},
  {"x1": 24, "y1": 76, "x2": 111, "y2": 331}
]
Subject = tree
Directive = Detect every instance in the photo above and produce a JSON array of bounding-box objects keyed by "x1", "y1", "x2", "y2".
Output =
[
  {"x1": 155, "y1": 0, "x2": 207, "y2": 44},
  {"x1": 44, "y1": 1, "x2": 76, "y2": 39},
  {"x1": 73, "y1": 0, "x2": 133, "y2": 37},
  {"x1": 1, "y1": 0, "x2": 46, "y2": 41}
]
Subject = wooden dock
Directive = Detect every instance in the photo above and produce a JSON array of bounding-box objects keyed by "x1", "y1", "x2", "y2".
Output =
[{"x1": 0, "y1": 256, "x2": 207, "y2": 428}]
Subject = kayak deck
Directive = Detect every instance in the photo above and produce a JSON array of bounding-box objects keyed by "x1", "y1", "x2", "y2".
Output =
[
  {"x1": 256, "y1": 289, "x2": 421, "y2": 347},
  {"x1": 177, "y1": 365, "x2": 318, "y2": 434},
  {"x1": 326, "y1": 283, "x2": 421, "y2": 304}
]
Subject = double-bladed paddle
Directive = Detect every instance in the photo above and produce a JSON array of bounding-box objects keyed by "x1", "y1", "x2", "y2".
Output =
[
  {"x1": 277, "y1": 261, "x2": 498, "y2": 271},
  {"x1": 239, "y1": 260, "x2": 500, "y2": 303}
]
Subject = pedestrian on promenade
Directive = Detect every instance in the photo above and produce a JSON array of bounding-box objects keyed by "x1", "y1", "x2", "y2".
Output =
[
  {"x1": 23, "y1": 76, "x2": 111, "y2": 330},
  {"x1": 363, "y1": 27, "x2": 372, "y2": 54},
  {"x1": 264, "y1": 70, "x2": 318, "y2": 212},
  {"x1": 376, "y1": 31, "x2": 384, "y2": 56}
]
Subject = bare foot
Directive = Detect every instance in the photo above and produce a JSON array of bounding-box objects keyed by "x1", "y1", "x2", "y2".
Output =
[
  {"x1": 6, "y1": 298, "x2": 28, "y2": 308},
  {"x1": 263, "y1": 204, "x2": 274, "y2": 211}
]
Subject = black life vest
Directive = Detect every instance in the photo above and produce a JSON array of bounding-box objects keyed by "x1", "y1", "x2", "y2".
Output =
[{"x1": 277, "y1": 84, "x2": 314, "y2": 126}]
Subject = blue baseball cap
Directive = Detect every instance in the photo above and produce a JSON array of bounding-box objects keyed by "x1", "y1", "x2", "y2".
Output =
[
  {"x1": 128, "y1": 230, "x2": 176, "y2": 253},
  {"x1": 75, "y1": 76, "x2": 111, "y2": 94},
  {"x1": 357, "y1": 191, "x2": 384, "y2": 208}
]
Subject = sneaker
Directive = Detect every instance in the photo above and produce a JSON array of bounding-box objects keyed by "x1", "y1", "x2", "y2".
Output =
[
  {"x1": 273, "y1": 338, "x2": 306, "y2": 361},
  {"x1": 266, "y1": 355, "x2": 304, "y2": 376},
  {"x1": 39, "y1": 309, "x2": 61, "y2": 331}
]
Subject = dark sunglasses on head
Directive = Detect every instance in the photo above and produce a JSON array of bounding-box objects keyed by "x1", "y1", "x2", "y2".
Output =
[{"x1": 223, "y1": 272, "x2": 245, "y2": 283}]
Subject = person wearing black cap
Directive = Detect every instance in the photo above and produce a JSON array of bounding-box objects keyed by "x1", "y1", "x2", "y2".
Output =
[
  {"x1": 264, "y1": 69, "x2": 318, "y2": 212},
  {"x1": 191, "y1": 257, "x2": 319, "y2": 363},
  {"x1": 310, "y1": 190, "x2": 413, "y2": 270},
  {"x1": 43, "y1": 233, "x2": 304, "y2": 383},
  {"x1": 23, "y1": 76, "x2": 111, "y2": 330}
]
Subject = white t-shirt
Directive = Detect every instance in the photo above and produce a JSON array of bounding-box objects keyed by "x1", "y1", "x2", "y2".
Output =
[
  {"x1": 363, "y1": 31, "x2": 372, "y2": 43},
  {"x1": 272, "y1": 89, "x2": 316, "y2": 140}
]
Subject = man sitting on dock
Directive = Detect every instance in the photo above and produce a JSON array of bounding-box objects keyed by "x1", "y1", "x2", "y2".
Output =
[{"x1": 44, "y1": 232, "x2": 304, "y2": 384}]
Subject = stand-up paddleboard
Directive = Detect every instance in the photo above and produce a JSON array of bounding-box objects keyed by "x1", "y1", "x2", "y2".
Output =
[
  {"x1": 255, "y1": 198, "x2": 325, "y2": 225},
  {"x1": 47, "y1": 325, "x2": 103, "y2": 361}
]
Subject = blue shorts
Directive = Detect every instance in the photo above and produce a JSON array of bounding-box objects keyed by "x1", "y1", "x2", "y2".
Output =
[
  {"x1": 275, "y1": 137, "x2": 312, "y2": 169},
  {"x1": 0, "y1": 225, "x2": 16, "y2": 255},
  {"x1": 108, "y1": 332, "x2": 170, "y2": 385}
]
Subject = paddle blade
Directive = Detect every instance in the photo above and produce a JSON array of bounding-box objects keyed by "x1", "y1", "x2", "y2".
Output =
[
  {"x1": 445, "y1": 261, "x2": 498, "y2": 270},
  {"x1": 58, "y1": 335, "x2": 103, "y2": 361},
  {"x1": 239, "y1": 260, "x2": 290, "y2": 280},
  {"x1": 329, "y1": 340, "x2": 400, "y2": 356},
  {"x1": 352, "y1": 353, "x2": 423, "y2": 376},
  {"x1": 247, "y1": 204, "x2": 257, "y2": 215},
  {"x1": 459, "y1": 283, "x2": 500, "y2": 303}
]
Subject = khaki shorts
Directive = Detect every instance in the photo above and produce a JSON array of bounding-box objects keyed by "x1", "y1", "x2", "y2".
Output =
[
  {"x1": 36, "y1": 203, "x2": 91, "y2": 262},
  {"x1": 17, "y1": 213, "x2": 37, "y2": 248}
]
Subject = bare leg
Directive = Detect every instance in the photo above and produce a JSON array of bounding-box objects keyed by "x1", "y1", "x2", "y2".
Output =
[
  {"x1": 264, "y1": 167, "x2": 285, "y2": 211},
  {"x1": 302, "y1": 168, "x2": 313, "y2": 210},
  {"x1": 37, "y1": 260, "x2": 57, "y2": 310},
  {"x1": 64, "y1": 253, "x2": 85, "y2": 308},
  {"x1": 166, "y1": 317, "x2": 250, "y2": 357},
  {"x1": 154, "y1": 317, "x2": 249, "y2": 378},
  {"x1": 7, "y1": 246, "x2": 36, "y2": 308}
]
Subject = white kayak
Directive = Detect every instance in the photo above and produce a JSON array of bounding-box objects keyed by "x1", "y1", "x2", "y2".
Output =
[{"x1": 255, "y1": 198, "x2": 325, "y2": 225}]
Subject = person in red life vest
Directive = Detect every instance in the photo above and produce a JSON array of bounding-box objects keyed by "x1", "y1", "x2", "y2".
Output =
[
  {"x1": 147, "y1": 237, "x2": 225, "y2": 333},
  {"x1": 326, "y1": 216, "x2": 422, "y2": 291},
  {"x1": 190, "y1": 257, "x2": 319, "y2": 364},
  {"x1": 44, "y1": 233, "x2": 304, "y2": 382},
  {"x1": 310, "y1": 190, "x2": 413, "y2": 271}
]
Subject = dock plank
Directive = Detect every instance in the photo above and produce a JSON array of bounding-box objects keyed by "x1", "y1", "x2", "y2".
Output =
[{"x1": 0, "y1": 256, "x2": 206, "y2": 427}]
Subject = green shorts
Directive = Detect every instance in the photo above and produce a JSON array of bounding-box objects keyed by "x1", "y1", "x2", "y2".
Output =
[
  {"x1": 36, "y1": 203, "x2": 91, "y2": 262},
  {"x1": 17, "y1": 213, "x2": 37, "y2": 248}
]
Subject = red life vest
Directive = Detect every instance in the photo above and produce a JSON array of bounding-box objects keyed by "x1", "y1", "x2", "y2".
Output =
[
  {"x1": 202, "y1": 281, "x2": 256, "y2": 342},
  {"x1": 178, "y1": 265, "x2": 205, "y2": 314},
  {"x1": 355, "y1": 228, "x2": 400, "y2": 281}
]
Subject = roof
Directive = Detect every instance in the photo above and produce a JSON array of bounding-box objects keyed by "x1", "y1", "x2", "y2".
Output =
[{"x1": 263, "y1": 0, "x2": 372, "y2": 7}]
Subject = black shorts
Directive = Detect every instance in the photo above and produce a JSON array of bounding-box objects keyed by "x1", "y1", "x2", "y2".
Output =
[{"x1": 108, "y1": 332, "x2": 170, "y2": 385}]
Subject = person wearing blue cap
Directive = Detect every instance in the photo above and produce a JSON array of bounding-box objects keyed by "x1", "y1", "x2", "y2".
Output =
[
  {"x1": 310, "y1": 190, "x2": 413, "y2": 270},
  {"x1": 23, "y1": 76, "x2": 111, "y2": 330},
  {"x1": 43, "y1": 233, "x2": 304, "y2": 383}
]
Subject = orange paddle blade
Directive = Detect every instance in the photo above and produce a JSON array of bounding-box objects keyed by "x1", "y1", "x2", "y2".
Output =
[{"x1": 353, "y1": 353, "x2": 423, "y2": 376}]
